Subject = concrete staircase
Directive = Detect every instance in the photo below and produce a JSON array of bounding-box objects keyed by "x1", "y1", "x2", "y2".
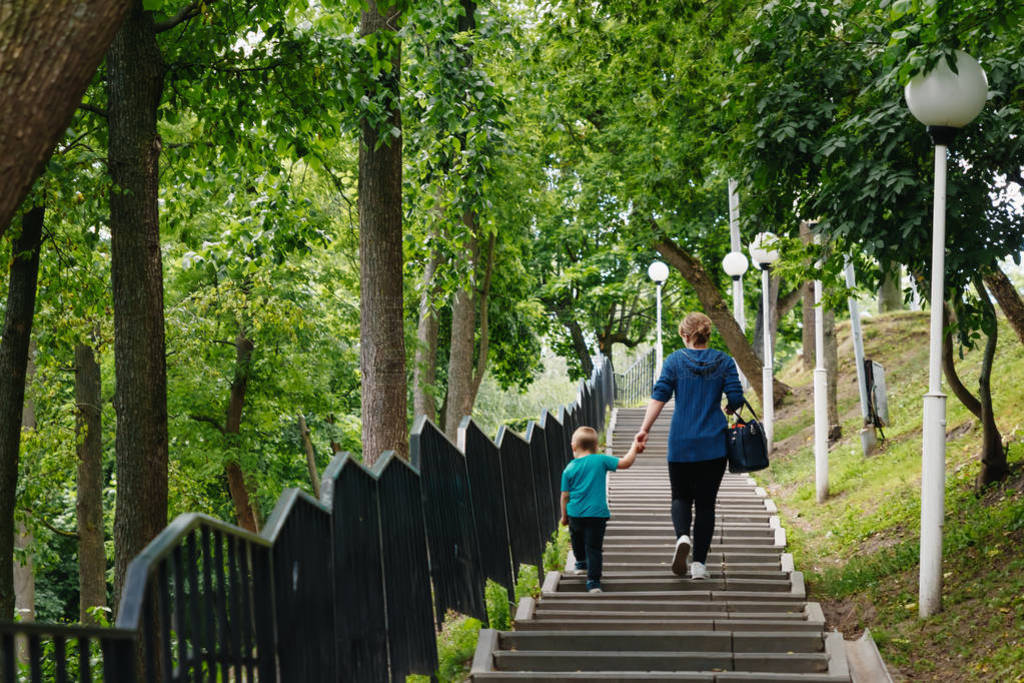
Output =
[{"x1": 471, "y1": 405, "x2": 891, "y2": 682}]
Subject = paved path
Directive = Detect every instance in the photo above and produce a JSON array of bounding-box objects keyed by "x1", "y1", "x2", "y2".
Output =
[{"x1": 471, "y1": 405, "x2": 869, "y2": 681}]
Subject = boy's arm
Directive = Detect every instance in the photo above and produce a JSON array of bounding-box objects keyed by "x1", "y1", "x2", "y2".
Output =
[
  {"x1": 559, "y1": 491, "x2": 570, "y2": 525},
  {"x1": 616, "y1": 441, "x2": 642, "y2": 470}
]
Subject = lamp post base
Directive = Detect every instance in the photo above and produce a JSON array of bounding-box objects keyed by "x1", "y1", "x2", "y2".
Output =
[
  {"x1": 813, "y1": 368, "x2": 828, "y2": 503},
  {"x1": 919, "y1": 391, "x2": 947, "y2": 618},
  {"x1": 859, "y1": 427, "x2": 878, "y2": 457},
  {"x1": 762, "y1": 366, "x2": 774, "y2": 455}
]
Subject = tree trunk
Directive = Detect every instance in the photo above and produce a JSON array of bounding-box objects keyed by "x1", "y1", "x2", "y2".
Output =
[
  {"x1": 823, "y1": 308, "x2": 841, "y2": 442},
  {"x1": 0, "y1": 206, "x2": 43, "y2": 620},
  {"x1": 413, "y1": 252, "x2": 440, "y2": 421},
  {"x1": 298, "y1": 414, "x2": 321, "y2": 498},
  {"x1": 655, "y1": 238, "x2": 790, "y2": 407},
  {"x1": 75, "y1": 343, "x2": 107, "y2": 625},
  {"x1": 799, "y1": 222, "x2": 815, "y2": 371},
  {"x1": 974, "y1": 278, "x2": 1008, "y2": 488},
  {"x1": 565, "y1": 315, "x2": 595, "y2": 378},
  {"x1": 942, "y1": 304, "x2": 983, "y2": 420},
  {"x1": 108, "y1": 2, "x2": 168, "y2": 607},
  {"x1": 358, "y1": 1, "x2": 407, "y2": 466},
  {"x1": 983, "y1": 265, "x2": 1024, "y2": 347},
  {"x1": 225, "y1": 331, "x2": 258, "y2": 532},
  {"x1": 877, "y1": 265, "x2": 903, "y2": 312},
  {"x1": 16, "y1": 345, "x2": 37, "y2": 631},
  {"x1": 443, "y1": 230, "x2": 495, "y2": 438},
  {"x1": 801, "y1": 285, "x2": 815, "y2": 371},
  {"x1": 0, "y1": 0, "x2": 131, "y2": 236}
]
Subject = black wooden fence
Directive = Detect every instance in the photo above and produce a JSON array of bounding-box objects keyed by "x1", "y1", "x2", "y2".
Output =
[
  {"x1": 0, "y1": 356, "x2": 614, "y2": 682},
  {"x1": 614, "y1": 348, "x2": 656, "y2": 407}
]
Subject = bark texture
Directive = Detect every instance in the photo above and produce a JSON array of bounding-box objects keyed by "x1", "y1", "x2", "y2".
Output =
[
  {"x1": 0, "y1": 207, "x2": 43, "y2": 620},
  {"x1": 801, "y1": 285, "x2": 815, "y2": 371},
  {"x1": 298, "y1": 415, "x2": 321, "y2": 498},
  {"x1": 359, "y1": 0, "x2": 407, "y2": 465},
  {"x1": 655, "y1": 238, "x2": 791, "y2": 407},
  {"x1": 823, "y1": 308, "x2": 841, "y2": 442},
  {"x1": 108, "y1": 2, "x2": 168, "y2": 607},
  {"x1": 225, "y1": 331, "x2": 258, "y2": 532},
  {"x1": 0, "y1": 0, "x2": 131, "y2": 236},
  {"x1": 412, "y1": 252, "x2": 440, "y2": 421},
  {"x1": 75, "y1": 343, "x2": 107, "y2": 624},
  {"x1": 443, "y1": 231, "x2": 495, "y2": 438},
  {"x1": 974, "y1": 279, "x2": 1008, "y2": 488},
  {"x1": 942, "y1": 305, "x2": 982, "y2": 420},
  {"x1": 983, "y1": 265, "x2": 1024, "y2": 347},
  {"x1": 877, "y1": 265, "x2": 903, "y2": 312},
  {"x1": 16, "y1": 346, "x2": 37, "y2": 629}
]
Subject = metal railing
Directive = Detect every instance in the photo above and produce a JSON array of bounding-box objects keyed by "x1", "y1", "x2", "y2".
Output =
[
  {"x1": 614, "y1": 349, "x2": 655, "y2": 407},
  {"x1": 0, "y1": 356, "x2": 616, "y2": 682}
]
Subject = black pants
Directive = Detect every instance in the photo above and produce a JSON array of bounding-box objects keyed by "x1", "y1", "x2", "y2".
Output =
[
  {"x1": 568, "y1": 516, "x2": 607, "y2": 588},
  {"x1": 668, "y1": 457, "x2": 727, "y2": 563}
]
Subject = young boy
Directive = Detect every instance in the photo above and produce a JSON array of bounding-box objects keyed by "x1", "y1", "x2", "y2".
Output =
[{"x1": 560, "y1": 426, "x2": 640, "y2": 593}]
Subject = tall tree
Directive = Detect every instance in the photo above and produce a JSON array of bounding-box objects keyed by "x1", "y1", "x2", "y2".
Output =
[
  {"x1": 106, "y1": 0, "x2": 168, "y2": 604},
  {"x1": 0, "y1": 0, "x2": 131, "y2": 235},
  {"x1": 359, "y1": 0, "x2": 407, "y2": 464},
  {"x1": 0, "y1": 207, "x2": 44, "y2": 619},
  {"x1": 75, "y1": 343, "x2": 107, "y2": 624}
]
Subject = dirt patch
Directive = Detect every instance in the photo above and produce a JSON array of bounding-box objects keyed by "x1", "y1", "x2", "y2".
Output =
[{"x1": 817, "y1": 595, "x2": 876, "y2": 638}]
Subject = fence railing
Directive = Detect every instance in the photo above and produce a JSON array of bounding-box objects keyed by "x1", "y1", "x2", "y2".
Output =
[
  {"x1": 614, "y1": 348, "x2": 655, "y2": 407},
  {"x1": 0, "y1": 355, "x2": 615, "y2": 682}
]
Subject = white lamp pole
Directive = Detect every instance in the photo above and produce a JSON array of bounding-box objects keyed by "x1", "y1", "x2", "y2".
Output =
[
  {"x1": 813, "y1": 275, "x2": 828, "y2": 503},
  {"x1": 905, "y1": 50, "x2": 988, "y2": 619},
  {"x1": 648, "y1": 261, "x2": 670, "y2": 382},
  {"x1": 749, "y1": 233, "x2": 779, "y2": 453}
]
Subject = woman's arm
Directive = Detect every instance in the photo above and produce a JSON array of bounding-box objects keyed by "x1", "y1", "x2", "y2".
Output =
[{"x1": 723, "y1": 357, "x2": 744, "y2": 413}]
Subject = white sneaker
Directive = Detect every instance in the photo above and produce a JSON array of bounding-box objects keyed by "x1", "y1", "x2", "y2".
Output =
[
  {"x1": 690, "y1": 561, "x2": 708, "y2": 580},
  {"x1": 588, "y1": 587, "x2": 603, "y2": 593},
  {"x1": 671, "y1": 535, "x2": 691, "y2": 576}
]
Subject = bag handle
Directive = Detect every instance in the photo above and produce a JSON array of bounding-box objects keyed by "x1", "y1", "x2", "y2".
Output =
[{"x1": 730, "y1": 398, "x2": 761, "y2": 423}]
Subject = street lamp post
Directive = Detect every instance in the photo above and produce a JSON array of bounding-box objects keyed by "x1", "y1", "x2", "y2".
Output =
[
  {"x1": 648, "y1": 260, "x2": 670, "y2": 383},
  {"x1": 904, "y1": 49, "x2": 988, "y2": 618},
  {"x1": 813, "y1": 274, "x2": 828, "y2": 503},
  {"x1": 749, "y1": 233, "x2": 779, "y2": 453},
  {"x1": 722, "y1": 251, "x2": 750, "y2": 388}
]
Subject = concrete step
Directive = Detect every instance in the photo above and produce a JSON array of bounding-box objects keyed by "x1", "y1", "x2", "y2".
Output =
[
  {"x1": 516, "y1": 618, "x2": 823, "y2": 633},
  {"x1": 499, "y1": 630, "x2": 825, "y2": 654},
  {"x1": 491, "y1": 651, "x2": 829, "y2": 674},
  {"x1": 556, "y1": 577, "x2": 794, "y2": 593}
]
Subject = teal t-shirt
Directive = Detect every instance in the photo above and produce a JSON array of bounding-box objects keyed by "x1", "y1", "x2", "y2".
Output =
[{"x1": 561, "y1": 453, "x2": 619, "y2": 518}]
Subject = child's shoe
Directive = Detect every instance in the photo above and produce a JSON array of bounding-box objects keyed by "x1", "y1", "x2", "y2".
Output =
[
  {"x1": 690, "y1": 561, "x2": 708, "y2": 580},
  {"x1": 671, "y1": 535, "x2": 691, "y2": 576},
  {"x1": 568, "y1": 561, "x2": 587, "y2": 576}
]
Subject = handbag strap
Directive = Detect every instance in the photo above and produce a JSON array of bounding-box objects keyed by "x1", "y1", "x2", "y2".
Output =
[{"x1": 731, "y1": 398, "x2": 761, "y2": 423}]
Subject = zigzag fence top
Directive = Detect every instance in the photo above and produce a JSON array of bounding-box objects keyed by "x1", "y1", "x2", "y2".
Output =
[{"x1": 0, "y1": 356, "x2": 614, "y2": 682}]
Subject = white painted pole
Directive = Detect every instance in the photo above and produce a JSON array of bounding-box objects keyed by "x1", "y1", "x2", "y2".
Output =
[
  {"x1": 728, "y1": 179, "x2": 749, "y2": 389},
  {"x1": 813, "y1": 279, "x2": 828, "y2": 503},
  {"x1": 761, "y1": 266, "x2": 774, "y2": 453},
  {"x1": 655, "y1": 282, "x2": 664, "y2": 380},
  {"x1": 845, "y1": 261, "x2": 877, "y2": 455},
  {"x1": 920, "y1": 144, "x2": 948, "y2": 619}
]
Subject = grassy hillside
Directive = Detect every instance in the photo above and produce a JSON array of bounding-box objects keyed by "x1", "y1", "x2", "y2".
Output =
[{"x1": 759, "y1": 310, "x2": 1024, "y2": 680}]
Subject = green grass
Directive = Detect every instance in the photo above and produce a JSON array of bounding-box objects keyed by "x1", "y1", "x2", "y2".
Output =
[
  {"x1": 760, "y1": 312, "x2": 1024, "y2": 678},
  {"x1": 418, "y1": 527, "x2": 570, "y2": 681}
]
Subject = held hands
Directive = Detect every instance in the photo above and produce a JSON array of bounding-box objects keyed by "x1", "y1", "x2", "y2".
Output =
[{"x1": 633, "y1": 429, "x2": 648, "y2": 449}]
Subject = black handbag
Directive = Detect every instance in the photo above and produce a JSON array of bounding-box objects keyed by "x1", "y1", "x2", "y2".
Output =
[{"x1": 726, "y1": 399, "x2": 769, "y2": 474}]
